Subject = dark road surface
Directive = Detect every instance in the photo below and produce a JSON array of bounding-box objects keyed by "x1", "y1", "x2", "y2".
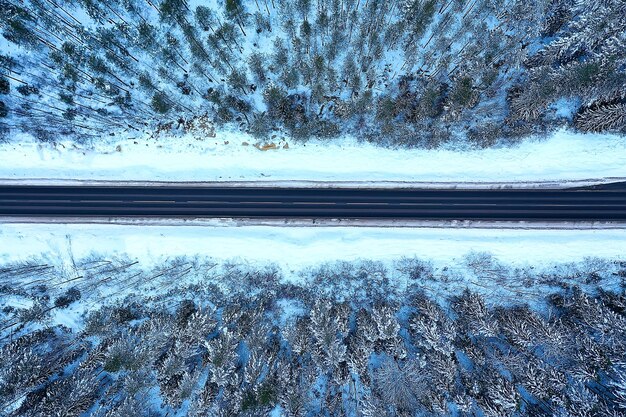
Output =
[{"x1": 1, "y1": 184, "x2": 626, "y2": 221}]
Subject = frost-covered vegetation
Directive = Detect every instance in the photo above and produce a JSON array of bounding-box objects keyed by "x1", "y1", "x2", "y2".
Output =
[
  {"x1": 1, "y1": 254, "x2": 625, "y2": 416},
  {"x1": 1, "y1": 0, "x2": 625, "y2": 147}
]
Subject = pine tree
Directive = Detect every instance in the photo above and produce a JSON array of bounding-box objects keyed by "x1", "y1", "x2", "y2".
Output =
[{"x1": 575, "y1": 102, "x2": 626, "y2": 133}]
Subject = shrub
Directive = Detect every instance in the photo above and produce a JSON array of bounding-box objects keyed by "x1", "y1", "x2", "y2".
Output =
[
  {"x1": 0, "y1": 77, "x2": 9, "y2": 94},
  {"x1": 54, "y1": 287, "x2": 81, "y2": 309},
  {"x1": 151, "y1": 92, "x2": 172, "y2": 114},
  {"x1": 16, "y1": 84, "x2": 39, "y2": 96},
  {"x1": 451, "y1": 76, "x2": 475, "y2": 107}
]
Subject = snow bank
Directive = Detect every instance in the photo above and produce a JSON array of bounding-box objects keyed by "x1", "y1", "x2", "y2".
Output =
[
  {"x1": 1, "y1": 129, "x2": 625, "y2": 186},
  {"x1": 2, "y1": 223, "x2": 625, "y2": 271}
]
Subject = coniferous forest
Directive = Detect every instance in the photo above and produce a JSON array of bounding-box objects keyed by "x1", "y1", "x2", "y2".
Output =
[
  {"x1": 2, "y1": 1, "x2": 626, "y2": 416},
  {"x1": 1, "y1": 255, "x2": 626, "y2": 416},
  {"x1": 1, "y1": 0, "x2": 625, "y2": 147}
]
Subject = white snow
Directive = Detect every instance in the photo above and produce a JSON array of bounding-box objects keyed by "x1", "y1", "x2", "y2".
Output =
[
  {"x1": 2, "y1": 223, "x2": 625, "y2": 270},
  {"x1": 551, "y1": 98, "x2": 581, "y2": 120},
  {"x1": 1, "y1": 128, "x2": 625, "y2": 186},
  {"x1": 2, "y1": 223, "x2": 624, "y2": 337}
]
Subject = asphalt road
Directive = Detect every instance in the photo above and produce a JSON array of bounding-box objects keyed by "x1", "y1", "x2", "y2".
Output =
[{"x1": 1, "y1": 184, "x2": 625, "y2": 221}]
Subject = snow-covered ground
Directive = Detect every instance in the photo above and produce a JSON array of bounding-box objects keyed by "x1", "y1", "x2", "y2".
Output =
[
  {"x1": 2, "y1": 223, "x2": 624, "y2": 317},
  {"x1": 1, "y1": 129, "x2": 625, "y2": 187},
  {"x1": 2, "y1": 223, "x2": 626, "y2": 270}
]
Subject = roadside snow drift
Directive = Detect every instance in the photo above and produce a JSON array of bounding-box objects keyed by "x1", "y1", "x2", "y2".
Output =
[
  {"x1": 1, "y1": 129, "x2": 625, "y2": 186},
  {"x1": 2, "y1": 223, "x2": 626, "y2": 270}
]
